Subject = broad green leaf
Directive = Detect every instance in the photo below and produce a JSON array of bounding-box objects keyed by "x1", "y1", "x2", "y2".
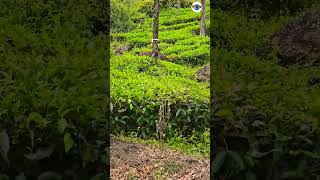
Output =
[
  {"x1": 64, "y1": 133, "x2": 74, "y2": 153},
  {"x1": 176, "y1": 109, "x2": 181, "y2": 117},
  {"x1": 57, "y1": 118, "x2": 68, "y2": 134},
  {"x1": 27, "y1": 112, "x2": 47, "y2": 128},
  {"x1": 118, "y1": 108, "x2": 127, "y2": 113},
  {"x1": 176, "y1": 109, "x2": 186, "y2": 117}
]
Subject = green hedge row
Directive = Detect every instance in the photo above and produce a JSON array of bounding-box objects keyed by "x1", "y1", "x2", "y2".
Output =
[
  {"x1": 111, "y1": 53, "x2": 209, "y2": 139},
  {"x1": 0, "y1": 0, "x2": 108, "y2": 179}
]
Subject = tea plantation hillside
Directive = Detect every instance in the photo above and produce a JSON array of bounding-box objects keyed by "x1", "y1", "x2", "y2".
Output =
[
  {"x1": 110, "y1": 7, "x2": 211, "y2": 154},
  {"x1": 111, "y1": 2, "x2": 320, "y2": 179}
]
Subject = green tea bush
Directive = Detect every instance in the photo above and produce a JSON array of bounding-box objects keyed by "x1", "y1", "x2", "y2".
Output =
[
  {"x1": 131, "y1": 0, "x2": 198, "y2": 17},
  {"x1": 111, "y1": 53, "x2": 209, "y2": 139},
  {"x1": 162, "y1": 44, "x2": 198, "y2": 54},
  {"x1": 111, "y1": 93, "x2": 209, "y2": 140},
  {"x1": 111, "y1": 33, "x2": 127, "y2": 42},
  {"x1": 0, "y1": 0, "x2": 107, "y2": 179},
  {"x1": 175, "y1": 37, "x2": 209, "y2": 46},
  {"x1": 110, "y1": 7, "x2": 210, "y2": 145},
  {"x1": 160, "y1": 22, "x2": 197, "y2": 31}
]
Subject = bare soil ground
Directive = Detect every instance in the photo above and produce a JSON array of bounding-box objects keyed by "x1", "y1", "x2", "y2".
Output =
[{"x1": 110, "y1": 137, "x2": 210, "y2": 180}]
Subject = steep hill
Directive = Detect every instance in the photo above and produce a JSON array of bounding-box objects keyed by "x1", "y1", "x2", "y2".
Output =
[{"x1": 110, "y1": 7, "x2": 210, "y2": 146}]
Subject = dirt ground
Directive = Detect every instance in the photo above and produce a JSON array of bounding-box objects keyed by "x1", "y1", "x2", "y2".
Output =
[{"x1": 110, "y1": 137, "x2": 210, "y2": 180}]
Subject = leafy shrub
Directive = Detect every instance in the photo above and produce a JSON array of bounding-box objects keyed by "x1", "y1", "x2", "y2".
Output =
[
  {"x1": 211, "y1": 44, "x2": 320, "y2": 179},
  {"x1": 111, "y1": 0, "x2": 146, "y2": 33},
  {"x1": 134, "y1": 0, "x2": 197, "y2": 17},
  {"x1": 111, "y1": 52, "x2": 209, "y2": 140},
  {"x1": 212, "y1": 10, "x2": 291, "y2": 60},
  {"x1": 0, "y1": 0, "x2": 108, "y2": 179}
]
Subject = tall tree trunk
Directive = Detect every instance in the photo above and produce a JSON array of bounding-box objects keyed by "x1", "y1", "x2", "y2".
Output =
[
  {"x1": 199, "y1": 0, "x2": 206, "y2": 36},
  {"x1": 152, "y1": 0, "x2": 160, "y2": 58},
  {"x1": 177, "y1": 0, "x2": 181, "y2": 14}
]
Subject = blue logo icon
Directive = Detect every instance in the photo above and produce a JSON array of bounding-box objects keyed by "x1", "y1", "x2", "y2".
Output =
[{"x1": 192, "y1": 2, "x2": 202, "y2": 13}]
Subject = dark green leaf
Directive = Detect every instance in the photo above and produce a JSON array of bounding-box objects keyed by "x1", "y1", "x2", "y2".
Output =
[
  {"x1": 64, "y1": 133, "x2": 74, "y2": 153},
  {"x1": 27, "y1": 112, "x2": 47, "y2": 128},
  {"x1": 118, "y1": 108, "x2": 127, "y2": 113},
  {"x1": 57, "y1": 118, "x2": 68, "y2": 134}
]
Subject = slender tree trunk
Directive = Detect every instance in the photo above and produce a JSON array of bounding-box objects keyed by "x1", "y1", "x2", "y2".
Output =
[
  {"x1": 152, "y1": 0, "x2": 160, "y2": 58},
  {"x1": 199, "y1": 0, "x2": 206, "y2": 36},
  {"x1": 177, "y1": 0, "x2": 181, "y2": 14}
]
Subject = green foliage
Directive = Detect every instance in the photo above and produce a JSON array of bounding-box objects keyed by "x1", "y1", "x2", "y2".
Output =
[
  {"x1": 112, "y1": 9, "x2": 210, "y2": 65},
  {"x1": 109, "y1": 0, "x2": 206, "y2": 32},
  {"x1": 111, "y1": 54, "x2": 209, "y2": 138},
  {"x1": 210, "y1": 5, "x2": 320, "y2": 179},
  {"x1": 111, "y1": 0, "x2": 146, "y2": 33},
  {"x1": 110, "y1": 5, "x2": 210, "y2": 149},
  {"x1": 211, "y1": 49, "x2": 320, "y2": 180},
  {"x1": 166, "y1": 129, "x2": 210, "y2": 156},
  {"x1": 0, "y1": 0, "x2": 107, "y2": 179},
  {"x1": 211, "y1": 10, "x2": 290, "y2": 59}
]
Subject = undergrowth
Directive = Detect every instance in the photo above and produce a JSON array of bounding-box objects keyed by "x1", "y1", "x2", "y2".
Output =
[{"x1": 115, "y1": 128, "x2": 210, "y2": 157}]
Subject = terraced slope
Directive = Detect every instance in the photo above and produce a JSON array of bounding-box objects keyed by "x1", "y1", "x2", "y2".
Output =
[{"x1": 110, "y1": 8, "x2": 210, "y2": 142}]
